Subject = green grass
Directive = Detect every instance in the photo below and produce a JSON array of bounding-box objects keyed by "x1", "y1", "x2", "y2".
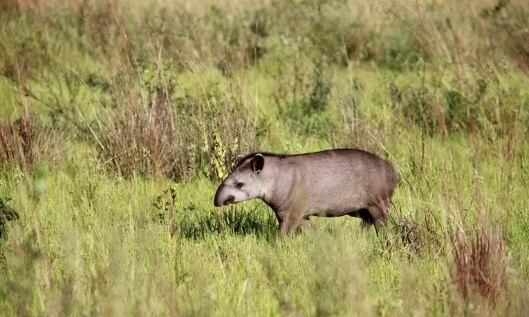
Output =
[{"x1": 1, "y1": 0, "x2": 529, "y2": 316}]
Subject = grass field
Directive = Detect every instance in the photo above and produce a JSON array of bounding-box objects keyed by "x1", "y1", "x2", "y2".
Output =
[{"x1": 1, "y1": 0, "x2": 528, "y2": 315}]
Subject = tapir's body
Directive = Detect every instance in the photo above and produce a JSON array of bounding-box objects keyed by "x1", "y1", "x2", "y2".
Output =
[{"x1": 214, "y1": 149, "x2": 398, "y2": 234}]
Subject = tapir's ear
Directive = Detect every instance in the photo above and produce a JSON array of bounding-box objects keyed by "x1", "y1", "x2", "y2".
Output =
[
  {"x1": 235, "y1": 154, "x2": 244, "y2": 165},
  {"x1": 251, "y1": 154, "x2": 265, "y2": 174}
]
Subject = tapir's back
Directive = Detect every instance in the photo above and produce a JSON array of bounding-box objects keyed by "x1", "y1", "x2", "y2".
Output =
[{"x1": 283, "y1": 149, "x2": 397, "y2": 216}]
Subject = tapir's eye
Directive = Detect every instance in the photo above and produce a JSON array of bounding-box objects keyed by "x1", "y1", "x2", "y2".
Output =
[{"x1": 236, "y1": 182, "x2": 244, "y2": 189}]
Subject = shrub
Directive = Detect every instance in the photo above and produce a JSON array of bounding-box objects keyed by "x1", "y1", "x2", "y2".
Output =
[
  {"x1": 0, "y1": 114, "x2": 63, "y2": 172},
  {"x1": 392, "y1": 83, "x2": 448, "y2": 135},
  {"x1": 0, "y1": 197, "x2": 19, "y2": 240},
  {"x1": 274, "y1": 58, "x2": 335, "y2": 137},
  {"x1": 481, "y1": 0, "x2": 529, "y2": 73},
  {"x1": 93, "y1": 64, "x2": 256, "y2": 180},
  {"x1": 390, "y1": 68, "x2": 527, "y2": 137},
  {"x1": 94, "y1": 98, "x2": 180, "y2": 179}
]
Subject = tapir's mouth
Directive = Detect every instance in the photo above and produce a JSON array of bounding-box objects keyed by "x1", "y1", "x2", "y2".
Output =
[
  {"x1": 222, "y1": 195, "x2": 235, "y2": 205},
  {"x1": 214, "y1": 191, "x2": 235, "y2": 207}
]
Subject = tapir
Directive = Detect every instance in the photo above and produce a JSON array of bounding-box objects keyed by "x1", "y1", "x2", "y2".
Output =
[{"x1": 213, "y1": 148, "x2": 398, "y2": 234}]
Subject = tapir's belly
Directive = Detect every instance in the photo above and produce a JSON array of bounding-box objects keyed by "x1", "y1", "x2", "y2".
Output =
[{"x1": 305, "y1": 190, "x2": 369, "y2": 217}]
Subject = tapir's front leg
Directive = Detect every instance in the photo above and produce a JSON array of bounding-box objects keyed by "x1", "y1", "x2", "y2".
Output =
[
  {"x1": 297, "y1": 217, "x2": 312, "y2": 232},
  {"x1": 276, "y1": 210, "x2": 308, "y2": 235},
  {"x1": 276, "y1": 214, "x2": 294, "y2": 235},
  {"x1": 278, "y1": 220, "x2": 291, "y2": 235}
]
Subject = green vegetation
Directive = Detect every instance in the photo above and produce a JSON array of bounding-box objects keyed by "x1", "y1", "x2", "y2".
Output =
[{"x1": 1, "y1": 0, "x2": 528, "y2": 315}]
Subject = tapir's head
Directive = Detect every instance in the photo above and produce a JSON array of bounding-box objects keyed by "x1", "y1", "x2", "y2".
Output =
[{"x1": 214, "y1": 153, "x2": 266, "y2": 207}]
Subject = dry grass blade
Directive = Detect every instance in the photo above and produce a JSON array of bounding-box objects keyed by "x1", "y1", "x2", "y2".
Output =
[
  {"x1": 98, "y1": 102, "x2": 179, "y2": 179},
  {"x1": 451, "y1": 223, "x2": 508, "y2": 303}
]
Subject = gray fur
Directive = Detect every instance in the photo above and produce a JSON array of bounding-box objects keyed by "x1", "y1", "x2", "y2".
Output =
[{"x1": 213, "y1": 148, "x2": 398, "y2": 234}]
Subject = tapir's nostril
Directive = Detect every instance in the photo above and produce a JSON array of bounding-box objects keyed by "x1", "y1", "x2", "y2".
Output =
[{"x1": 223, "y1": 195, "x2": 235, "y2": 205}]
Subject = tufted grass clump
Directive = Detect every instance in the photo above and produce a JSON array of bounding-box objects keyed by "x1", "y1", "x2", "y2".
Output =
[
  {"x1": 451, "y1": 222, "x2": 508, "y2": 304},
  {"x1": 0, "y1": 114, "x2": 63, "y2": 172}
]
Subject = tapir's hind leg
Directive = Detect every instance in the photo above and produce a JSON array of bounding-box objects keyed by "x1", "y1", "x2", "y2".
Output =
[
  {"x1": 367, "y1": 199, "x2": 391, "y2": 233},
  {"x1": 348, "y1": 199, "x2": 392, "y2": 234},
  {"x1": 357, "y1": 209, "x2": 374, "y2": 228},
  {"x1": 348, "y1": 209, "x2": 375, "y2": 229}
]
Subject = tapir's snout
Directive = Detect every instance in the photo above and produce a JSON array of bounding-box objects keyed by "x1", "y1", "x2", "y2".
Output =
[
  {"x1": 213, "y1": 184, "x2": 224, "y2": 207},
  {"x1": 214, "y1": 183, "x2": 234, "y2": 207},
  {"x1": 214, "y1": 198, "x2": 221, "y2": 207}
]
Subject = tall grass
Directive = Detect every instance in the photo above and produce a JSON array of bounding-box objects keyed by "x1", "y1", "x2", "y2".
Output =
[
  {"x1": 451, "y1": 223, "x2": 508, "y2": 303},
  {"x1": 91, "y1": 63, "x2": 256, "y2": 179},
  {"x1": 0, "y1": 114, "x2": 63, "y2": 172}
]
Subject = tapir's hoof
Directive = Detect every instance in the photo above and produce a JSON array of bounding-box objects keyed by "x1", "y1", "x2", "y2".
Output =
[{"x1": 297, "y1": 219, "x2": 313, "y2": 233}]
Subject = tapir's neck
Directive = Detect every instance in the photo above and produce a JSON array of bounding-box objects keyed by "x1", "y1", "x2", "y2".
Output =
[
  {"x1": 261, "y1": 188, "x2": 284, "y2": 214},
  {"x1": 259, "y1": 176, "x2": 278, "y2": 212},
  {"x1": 259, "y1": 156, "x2": 292, "y2": 213}
]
